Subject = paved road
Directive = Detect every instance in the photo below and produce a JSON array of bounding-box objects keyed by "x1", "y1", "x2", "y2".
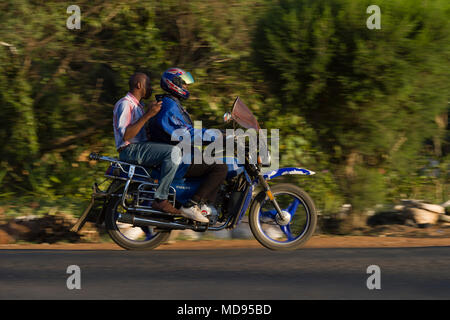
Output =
[{"x1": 0, "y1": 247, "x2": 449, "y2": 300}]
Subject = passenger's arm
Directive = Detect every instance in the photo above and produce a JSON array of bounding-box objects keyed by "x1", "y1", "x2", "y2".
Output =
[{"x1": 123, "y1": 101, "x2": 162, "y2": 141}]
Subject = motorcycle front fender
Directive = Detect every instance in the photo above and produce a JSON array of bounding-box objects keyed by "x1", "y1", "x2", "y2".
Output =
[{"x1": 262, "y1": 167, "x2": 316, "y2": 181}]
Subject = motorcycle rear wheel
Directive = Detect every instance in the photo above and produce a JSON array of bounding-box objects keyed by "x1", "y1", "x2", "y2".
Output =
[
  {"x1": 249, "y1": 183, "x2": 317, "y2": 251},
  {"x1": 104, "y1": 185, "x2": 171, "y2": 251}
]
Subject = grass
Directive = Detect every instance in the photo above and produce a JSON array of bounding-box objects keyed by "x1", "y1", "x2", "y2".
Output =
[{"x1": 0, "y1": 196, "x2": 91, "y2": 220}]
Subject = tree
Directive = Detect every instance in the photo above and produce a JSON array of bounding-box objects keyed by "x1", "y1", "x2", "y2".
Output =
[
  {"x1": 254, "y1": 0, "x2": 450, "y2": 215},
  {"x1": 0, "y1": 0, "x2": 269, "y2": 198}
]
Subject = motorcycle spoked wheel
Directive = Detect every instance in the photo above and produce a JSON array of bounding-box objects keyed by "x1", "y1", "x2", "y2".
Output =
[
  {"x1": 249, "y1": 183, "x2": 317, "y2": 251},
  {"x1": 104, "y1": 182, "x2": 171, "y2": 251}
]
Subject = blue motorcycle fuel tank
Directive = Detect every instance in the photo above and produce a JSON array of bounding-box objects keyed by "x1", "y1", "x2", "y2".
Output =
[
  {"x1": 157, "y1": 157, "x2": 244, "y2": 204},
  {"x1": 223, "y1": 156, "x2": 245, "y2": 179}
]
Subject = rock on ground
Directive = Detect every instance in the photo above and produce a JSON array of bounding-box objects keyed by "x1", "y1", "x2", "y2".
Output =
[
  {"x1": 0, "y1": 214, "x2": 100, "y2": 243},
  {"x1": 0, "y1": 229, "x2": 13, "y2": 244},
  {"x1": 405, "y1": 207, "x2": 440, "y2": 225}
]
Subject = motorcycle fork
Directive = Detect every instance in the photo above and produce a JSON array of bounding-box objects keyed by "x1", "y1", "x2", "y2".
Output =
[{"x1": 257, "y1": 174, "x2": 289, "y2": 223}]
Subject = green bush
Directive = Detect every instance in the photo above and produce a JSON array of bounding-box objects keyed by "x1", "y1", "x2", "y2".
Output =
[{"x1": 254, "y1": 0, "x2": 449, "y2": 214}]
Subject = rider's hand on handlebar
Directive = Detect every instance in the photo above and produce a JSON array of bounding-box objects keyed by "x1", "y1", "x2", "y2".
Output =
[{"x1": 146, "y1": 101, "x2": 162, "y2": 119}]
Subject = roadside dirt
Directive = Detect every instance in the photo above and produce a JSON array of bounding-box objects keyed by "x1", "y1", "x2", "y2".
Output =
[{"x1": 1, "y1": 235, "x2": 449, "y2": 250}]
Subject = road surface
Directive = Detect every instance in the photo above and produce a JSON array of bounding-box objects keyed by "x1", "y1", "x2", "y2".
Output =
[{"x1": 1, "y1": 246, "x2": 449, "y2": 300}]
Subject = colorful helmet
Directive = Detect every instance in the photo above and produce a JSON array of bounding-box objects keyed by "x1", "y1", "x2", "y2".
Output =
[{"x1": 160, "y1": 68, "x2": 195, "y2": 100}]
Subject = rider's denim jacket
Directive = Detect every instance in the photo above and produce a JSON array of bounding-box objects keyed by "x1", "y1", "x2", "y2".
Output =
[
  {"x1": 148, "y1": 95, "x2": 206, "y2": 145},
  {"x1": 148, "y1": 95, "x2": 212, "y2": 178}
]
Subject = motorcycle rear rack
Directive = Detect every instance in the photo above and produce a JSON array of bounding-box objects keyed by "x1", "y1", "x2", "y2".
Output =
[
  {"x1": 90, "y1": 152, "x2": 153, "y2": 180},
  {"x1": 120, "y1": 166, "x2": 176, "y2": 212},
  {"x1": 90, "y1": 153, "x2": 177, "y2": 210},
  {"x1": 72, "y1": 153, "x2": 177, "y2": 233}
]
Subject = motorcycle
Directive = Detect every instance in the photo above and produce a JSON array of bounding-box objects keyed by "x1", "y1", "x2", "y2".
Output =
[{"x1": 71, "y1": 97, "x2": 317, "y2": 250}]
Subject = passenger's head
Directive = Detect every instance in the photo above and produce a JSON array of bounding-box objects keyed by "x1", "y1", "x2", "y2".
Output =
[{"x1": 129, "y1": 72, "x2": 152, "y2": 100}]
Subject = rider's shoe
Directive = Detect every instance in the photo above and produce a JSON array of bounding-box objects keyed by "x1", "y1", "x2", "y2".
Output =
[
  {"x1": 200, "y1": 203, "x2": 219, "y2": 224},
  {"x1": 200, "y1": 203, "x2": 211, "y2": 216},
  {"x1": 180, "y1": 204, "x2": 209, "y2": 223},
  {"x1": 152, "y1": 199, "x2": 181, "y2": 216}
]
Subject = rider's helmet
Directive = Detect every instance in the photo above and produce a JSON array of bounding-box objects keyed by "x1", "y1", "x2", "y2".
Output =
[{"x1": 160, "y1": 68, "x2": 195, "y2": 100}]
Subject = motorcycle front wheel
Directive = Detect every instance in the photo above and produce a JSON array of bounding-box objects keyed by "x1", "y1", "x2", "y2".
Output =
[
  {"x1": 104, "y1": 184, "x2": 171, "y2": 250},
  {"x1": 249, "y1": 183, "x2": 317, "y2": 251}
]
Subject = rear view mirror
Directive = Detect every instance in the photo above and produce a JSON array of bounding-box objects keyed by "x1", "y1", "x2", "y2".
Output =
[{"x1": 223, "y1": 112, "x2": 232, "y2": 123}]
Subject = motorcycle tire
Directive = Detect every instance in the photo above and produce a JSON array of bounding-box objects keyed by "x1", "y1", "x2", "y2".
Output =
[
  {"x1": 104, "y1": 182, "x2": 171, "y2": 251},
  {"x1": 249, "y1": 183, "x2": 317, "y2": 251}
]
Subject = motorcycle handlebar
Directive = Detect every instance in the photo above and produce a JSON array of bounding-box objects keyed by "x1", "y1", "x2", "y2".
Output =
[{"x1": 89, "y1": 152, "x2": 100, "y2": 161}]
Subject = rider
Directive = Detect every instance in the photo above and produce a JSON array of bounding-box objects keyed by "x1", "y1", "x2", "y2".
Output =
[
  {"x1": 148, "y1": 68, "x2": 228, "y2": 223},
  {"x1": 113, "y1": 72, "x2": 182, "y2": 216}
]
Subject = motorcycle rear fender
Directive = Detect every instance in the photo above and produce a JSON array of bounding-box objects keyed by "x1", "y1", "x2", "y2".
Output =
[
  {"x1": 71, "y1": 181, "x2": 118, "y2": 233},
  {"x1": 70, "y1": 196, "x2": 107, "y2": 233},
  {"x1": 262, "y1": 167, "x2": 316, "y2": 181}
]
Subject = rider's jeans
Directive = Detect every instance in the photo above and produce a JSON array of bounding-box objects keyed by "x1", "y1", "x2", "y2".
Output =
[{"x1": 119, "y1": 142, "x2": 181, "y2": 200}]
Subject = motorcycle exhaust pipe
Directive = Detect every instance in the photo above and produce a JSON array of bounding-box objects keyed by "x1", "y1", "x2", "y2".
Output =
[{"x1": 117, "y1": 212, "x2": 189, "y2": 230}]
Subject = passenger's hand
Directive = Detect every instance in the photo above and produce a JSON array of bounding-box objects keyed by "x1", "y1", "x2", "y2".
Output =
[{"x1": 146, "y1": 101, "x2": 162, "y2": 119}]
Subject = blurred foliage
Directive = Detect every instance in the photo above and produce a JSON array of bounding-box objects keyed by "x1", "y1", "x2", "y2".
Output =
[
  {"x1": 0, "y1": 0, "x2": 448, "y2": 219},
  {"x1": 254, "y1": 0, "x2": 450, "y2": 213}
]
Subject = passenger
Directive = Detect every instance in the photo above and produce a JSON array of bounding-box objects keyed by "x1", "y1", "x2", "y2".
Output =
[{"x1": 113, "y1": 72, "x2": 182, "y2": 216}]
